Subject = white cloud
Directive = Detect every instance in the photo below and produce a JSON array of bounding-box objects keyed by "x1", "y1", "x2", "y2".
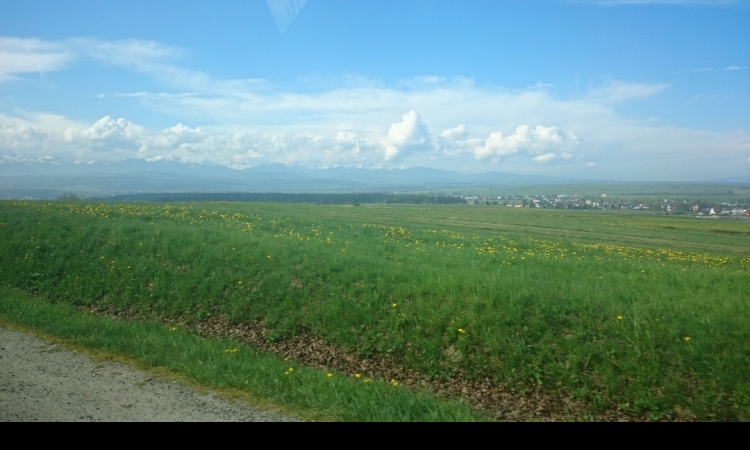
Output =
[
  {"x1": 0, "y1": 118, "x2": 47, "y2": 150},
  {"x1": 71, "y1": 38, "x2": 181, "y2": 68},
  {"x1": 586, "y1": 81, "x2": 669, "y2": 103},
  {"x1": 435, "y1": 125, "x2": 483, "y2": 157},
  {"x1": 1, "y1": 109, "x2": 749, "y2": 180},
  {"x1": 440, "y1": 125, "x2": 469, "y2": 141},
  {"x1": 383, "y1": 111, "x2": 430, "y2": 161},
  {"x1": 1, "y1": 36, "x2": 749, "y2": 180},
  {"x1": 78, "y1": 116, "x2": 144, "y2": 142},
  {"x1": 533, "y1": 153, "x2": 558, "y2": 163},
  {"x1": 0, "y1": 36, "x2": 185, "y2": 87},
  {"x1": 0, "y1": 113, "x2": 391, "y2": 168},
  {"x1": 687, "y1": 65, "x2": 744, "y2": 73},
  {"x1": 0, "y1": 37, "x2": 73, "y2": 82},
  {"x1": 474, "y1": 125, "x2": 580, "y2": 160}
]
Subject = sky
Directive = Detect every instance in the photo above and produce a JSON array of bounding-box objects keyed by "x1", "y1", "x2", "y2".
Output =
[{"x1": 0, "y1": 0, "x2": 748, "y2": 181}]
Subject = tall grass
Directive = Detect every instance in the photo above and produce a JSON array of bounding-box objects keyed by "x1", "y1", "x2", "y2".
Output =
[{"x1": 1, "y1": 200, "x2": 749, "y2": 420}]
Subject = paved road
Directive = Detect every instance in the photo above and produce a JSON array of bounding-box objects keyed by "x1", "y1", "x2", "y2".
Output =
[{"x1": 0, "y1": 327, "x2": 298, "y2": 422}]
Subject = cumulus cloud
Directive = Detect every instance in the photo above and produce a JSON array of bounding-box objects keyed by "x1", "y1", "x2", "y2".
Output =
[
  {"x1": 2, "y1": 108, "x2": 749, "y2": 180},
  {"x1": 435, "y1": 125, "x2": 483, "y2": 156},
  {"x1": 0, "y1": 119, "x2": 47, "y2": 150},
  {"x1": 383, "y1": 111, "x2": 431, "y2": 161},
  {"x1": 2, "y1": 35, "x2": 749, "y2": 180},
  {"x1": 440, "y1": 125, "x2": 469, "y2": 141},
  {"x1": 78, "y1": 116, "x2": 144, "y2": 142},
  {"x1": 474, "y1": 125, "x2": 579, "y2": 161},
  {"x1": 0, "y1": 113, "x2": 390, "y2": 168},
  {"x1": 0, "y1": 37, "x2": 73, "y2": 82},
  {"x1": 533, "y1": 153, "x2": 558, "y2": 163}
]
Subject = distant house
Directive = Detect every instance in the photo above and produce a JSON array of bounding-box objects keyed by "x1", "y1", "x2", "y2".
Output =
[{"x1": 745, "y1": 210, "x2": 750, "y2": 217}]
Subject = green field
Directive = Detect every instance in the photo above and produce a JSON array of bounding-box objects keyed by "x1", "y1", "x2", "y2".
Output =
[{"x1": 1, "y1": 200, "x2": 749, "y2": 421}]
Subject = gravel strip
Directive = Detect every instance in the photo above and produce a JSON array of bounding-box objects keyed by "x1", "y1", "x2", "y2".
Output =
[{"x1": 0, "y1": 326, "x2": 300, "y2": 422}]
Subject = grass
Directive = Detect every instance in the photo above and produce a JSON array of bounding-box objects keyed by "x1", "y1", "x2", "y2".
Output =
[
  {"x1": 0, "y1": 286, "x2": 483, "y2": 422},
  {"x1": 1, "y1": 200, "x2": 749, "y2": 420}
]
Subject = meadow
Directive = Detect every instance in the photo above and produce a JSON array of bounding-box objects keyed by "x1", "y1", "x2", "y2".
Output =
[{"x1": 1, "y1": 200, "x2": 749, "y2": 420}]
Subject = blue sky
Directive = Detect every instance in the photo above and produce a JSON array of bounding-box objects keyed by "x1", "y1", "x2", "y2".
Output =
[{"x1": 1, "y1": 0, "x2": 748, "y2": 180}]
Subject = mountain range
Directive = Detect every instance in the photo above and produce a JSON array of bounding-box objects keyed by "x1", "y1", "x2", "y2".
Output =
[{"x1": 0, "y1": 158, "x2": 574, "y2": 199}]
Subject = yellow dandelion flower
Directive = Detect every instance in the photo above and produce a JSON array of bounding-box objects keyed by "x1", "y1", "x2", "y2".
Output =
[
  {"x1": 617, "y1": 316, "x2": 624, "y2": 320},
  {"x1": 288, "y1": 368, "x2": 294, "y2": 373},
  {"x1": 169, "y1": 327, "x2": 177, "y2": 332},
  {"x1": 392, "y1": 303, "x2": 398, "y2": 308},
  {"x1": 327, "y1": 373, "x2": 334, "y2": 378},
  {"x1": 458, "y1": 328, "x2": 466, "y2": 334},
  {"x1": 684, "y1": 337, "x2": 692, "y2": 342},
  {"x1": 355, "y1": 374, "x2": 362, "y2": 378}
]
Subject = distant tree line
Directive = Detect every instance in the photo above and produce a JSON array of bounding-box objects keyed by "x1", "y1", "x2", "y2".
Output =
[
  {"x1": 57, "y1": 192, "x2": 80, "y2": 201},
  {"x1": 103, "y1": 192, "x2": 466, "y2": 205}
]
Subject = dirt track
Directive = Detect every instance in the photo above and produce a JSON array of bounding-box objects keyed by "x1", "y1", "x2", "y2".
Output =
[{"x1": 0, "y1": 327, "x2": 298, "y2": 422}]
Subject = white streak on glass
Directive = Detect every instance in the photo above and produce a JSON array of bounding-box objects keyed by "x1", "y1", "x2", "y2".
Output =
[{"x1": 265, "y1": 0, "x2": 308, "y2": 33}]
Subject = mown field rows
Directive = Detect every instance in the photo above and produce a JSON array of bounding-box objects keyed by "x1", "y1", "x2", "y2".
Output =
[{"x1": 1, "y1": 200, "x2": 748, "y2": 420}]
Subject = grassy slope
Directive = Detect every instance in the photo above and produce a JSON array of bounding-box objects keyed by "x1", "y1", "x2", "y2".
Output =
[
  {"x1": 0, "y1": 287, "x2": 481, "y2": 422},
  {"x1": 1, "y1": 200, "x2": 749, "y2": 420}
]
